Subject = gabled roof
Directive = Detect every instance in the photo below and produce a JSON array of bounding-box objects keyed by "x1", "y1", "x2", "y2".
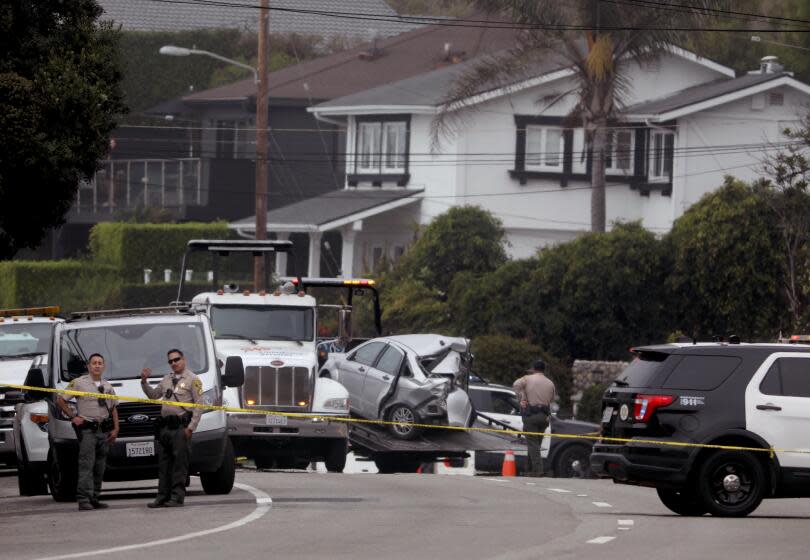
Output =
[
  {"x1": 229, "y1": 188, "x2": 423, "y2": 233},
  {"x1": 624, "y1": 71, "x2": 810, "y2": 120},
  {"x1": 98, "y1": 0, "x2": 418, "y2": 38},
  {"x1": 310, "y1": 45, "x2": 735, "y2": 116},
  {"x1": 180, "y1": 23, "x2": 519, "y2": 104}
]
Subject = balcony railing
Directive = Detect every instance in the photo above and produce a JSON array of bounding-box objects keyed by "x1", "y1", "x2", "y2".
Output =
[{"x1": 71, "y1": 158, "x2": 203, "y2": 220}]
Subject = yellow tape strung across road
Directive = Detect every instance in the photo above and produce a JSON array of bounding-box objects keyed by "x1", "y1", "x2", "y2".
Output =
[{"x1": 4, "y1": 382, "x2": 807, "y2": 457}]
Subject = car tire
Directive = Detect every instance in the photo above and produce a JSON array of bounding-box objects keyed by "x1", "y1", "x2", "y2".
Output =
[
  {"x1": 200, "y1": 438, "x2": 235, "y2": 495},
  {"x1": 696, "y1": 450, "x2": 766, "y2": 517},
  {"x1": 48, "y1": 448, "x2": 77, "y2": 502},
  {"x1": 17, "y1": 444, "x2": 48, "y2": 496},
  {"x1": 386, "y1": 404, "x2": 421, "y2": 441},
  {"x1": 656, "y1": 488, "x2": 707, "y2": 516},
  {"x1": 324, "y1": 439, "x2": 347, "y2": 473},
  {"x1": 553, "y1": 443, "x2": 594, "y2": 479}
]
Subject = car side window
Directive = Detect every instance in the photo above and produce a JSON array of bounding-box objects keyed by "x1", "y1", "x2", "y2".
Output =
[
  {"x1": 761, "y1": 357, "x2": 810, "y2": 398},
  {"x1": 491, "y1": 392, "x2": 519, "y2": 415},
  {"x1": 662, "y1": 355, "x2": 741, "y2": 391},
  {"x1": 351, "y1": 342, "x2": 386, "y2": 367},
  {"x1": 375, "y1": 346, "x2": 404, "y2": 375},
  {"x1": 469, "y1": 389, "x2": 492, "y2": 412}
]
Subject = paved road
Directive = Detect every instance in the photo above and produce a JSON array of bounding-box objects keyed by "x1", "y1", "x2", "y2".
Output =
[{"x1": 0, "y1": 467, "x2": 808, "y2": 560}]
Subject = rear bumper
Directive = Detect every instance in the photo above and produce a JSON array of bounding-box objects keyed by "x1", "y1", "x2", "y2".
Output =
[{"x1": 590, "y1": 442, "x2": 694, "y2": 488}]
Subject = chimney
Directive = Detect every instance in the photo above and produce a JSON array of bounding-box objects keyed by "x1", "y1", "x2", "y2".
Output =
[{"x1": 760, "y1": 55, "x2": 784, "y2": 74}]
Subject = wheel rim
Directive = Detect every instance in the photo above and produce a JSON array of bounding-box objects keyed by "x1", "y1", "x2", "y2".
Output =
[
  {"x1": 708, "y1": 460, "x2": 756, "y2": 508},
  {"x1": 391, "y1": 407, "x2": 415, "y2": 435},
  {"x1": 560, "y1": 448, "x2": 589, "y2": 478}
]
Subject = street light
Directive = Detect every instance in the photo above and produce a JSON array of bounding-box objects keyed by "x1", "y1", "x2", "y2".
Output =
[
  {"x1": 159, "y1": 45, "x2": 259, "y2": 83},
  {"x1": 160, "y1": 41, "x2": 269, "y2": 290}
]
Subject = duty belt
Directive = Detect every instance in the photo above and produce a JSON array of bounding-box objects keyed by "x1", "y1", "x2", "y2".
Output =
[{"x1": 155, "y1": 413, "x2": 192, "y2": 429}]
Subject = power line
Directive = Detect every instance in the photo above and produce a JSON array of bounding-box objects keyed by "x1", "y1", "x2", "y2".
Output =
[{"x1": 143, "y1": 0, "x2": 810, "y2": 33}]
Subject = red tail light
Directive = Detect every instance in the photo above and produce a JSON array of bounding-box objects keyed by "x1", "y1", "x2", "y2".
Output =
[{"x1": 633, "y1": 394, "x2": 674, "y2": 423}]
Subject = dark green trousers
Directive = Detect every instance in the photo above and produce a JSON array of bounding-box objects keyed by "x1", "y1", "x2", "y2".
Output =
[
  {"x1": 522, "y1": 412, "x2": 548, "y2": 477},
  {"x1": 77, "y1": 429, "x2": 108, "y2": 504},
  {"x1": 156, "y1": 426, "x2": 191, "y2": 503}
]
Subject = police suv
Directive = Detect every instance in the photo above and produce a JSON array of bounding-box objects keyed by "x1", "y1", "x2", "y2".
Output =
[
  {"x1": 591, "y1": 342, "x2": 810, "y2": 517},
  {"x1": 23, "y1": 306, "x2": 244, "y2": 501}
]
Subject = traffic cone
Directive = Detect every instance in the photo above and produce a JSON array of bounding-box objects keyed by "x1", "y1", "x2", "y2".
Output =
[{"x1": 501, "y1": 450, "x2": 517, "y2": 477}]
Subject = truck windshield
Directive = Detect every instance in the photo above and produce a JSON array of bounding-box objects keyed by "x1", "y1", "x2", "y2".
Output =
[
  {"x1": 0, "y1": 323, "x2": 53, "y2": 358},
  {"x1": 211, "y1": 305, "x2": 314, "y2": 342},
  {"x1": 59, "y1": 322, "x2": 208, "y2": 381}
]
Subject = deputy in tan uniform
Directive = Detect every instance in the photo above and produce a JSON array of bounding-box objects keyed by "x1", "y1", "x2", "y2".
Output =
[
  {"x1": 513, "y1": 359, "x2": 556, "y2": 477},
  {"x1": 56, "y1": 353, "x2": 119, "y2": 510},
  {"x1": 140, "y1": 348, "x2": 203, "y2": 508}
]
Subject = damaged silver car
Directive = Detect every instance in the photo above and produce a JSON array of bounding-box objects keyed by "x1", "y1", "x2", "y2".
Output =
[{"x1": 320, "y1": 335, "x2": 474, "y2": 440}]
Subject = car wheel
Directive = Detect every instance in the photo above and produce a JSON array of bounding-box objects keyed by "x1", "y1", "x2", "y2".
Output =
[
  {"x1": 697, "y1": 450, "x2": 766, "y2": 517},
  {"x1": 200, "y1": 438, "x2": 235, "y2": 495},
  {"x1": 48, "y1": 448, "x2": 77, "y2": 502},
  {"x1": 553, "y1": 443, "x2": 594, "y2": 478},
  {"x1": 17, "y1": 436, "x2": 48, "y2": 496},
  {"x1": 324, "y1": 439, "x2": 347, "y2": 473},
  {"x1": 656, "y1": 488, "x2": 707, "y2": 516},
  {"x1": 386, "y1": 404, "x2": 421, "y2": 441}
]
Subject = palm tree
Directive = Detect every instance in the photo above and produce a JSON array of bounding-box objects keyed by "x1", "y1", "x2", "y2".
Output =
[{"x1": 433, "y1": 0, "x2": 722, "y2": 232}]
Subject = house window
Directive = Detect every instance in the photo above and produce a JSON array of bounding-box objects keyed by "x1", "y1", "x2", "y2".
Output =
[
  {"x1": 769, "y1": 92, "x2": 784, "y2": 107},
  {"x1": 605, "y1": 130, "x2": 634, "y2": 174},
  {"x1": 356, "y1": 118, "x2": 408, "y2": 174},
  {"x1": 525, "y1": 126, "x2": 564, "y2": 170},
  {"x1": 371, "y1": 246, "x2": 385, "y2": 273},
  {"x1": 649, "y1": 130, "x2": 674, "y2": 182},
  {"x1": 214, "y1": 119, "x2": 254, "y2": 159}
]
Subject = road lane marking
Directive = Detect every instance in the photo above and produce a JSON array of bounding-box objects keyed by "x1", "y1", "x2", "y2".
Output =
[
  {"x1": 618, "y1": 519, "x2": 634, "y2": 526},
  {"x1": 485, "y1": 478, "x2": 510, "y2": 483},
  {"x1": 30, "y1": 483, "x2": 271, "y2": 560},
  {"x1": 547, "y1": 488, "x2": 571, "y2": 493},
  {"x1": 592, "y1": 501, "x2": 613, "y2": 508},
  {"x1": 526, "y1": 482, "x2": 537, "y2": 486},
  {"x1": 618, "y1": 528, "x2": 631, "y2": 531},
  {"x1": 576, "y1": 494, "x2": 588, "y2": 497},
  {"x1": 587, "y1": 536, "x2": 616, "y2": 544}
]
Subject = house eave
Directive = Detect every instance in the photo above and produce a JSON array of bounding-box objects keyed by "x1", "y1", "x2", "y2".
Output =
[{"x1": 310, "y1": 105, "x2": 436, "y2": 116}]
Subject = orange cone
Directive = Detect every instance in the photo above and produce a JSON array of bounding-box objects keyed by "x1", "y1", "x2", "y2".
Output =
[{"x1": 501, "y1": 450, "x2": 517, "y2": 477}]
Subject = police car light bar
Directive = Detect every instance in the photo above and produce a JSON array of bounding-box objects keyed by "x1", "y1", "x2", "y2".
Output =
[{"x1": 0, "y1": 306, "x2": 60, "y2": 318}]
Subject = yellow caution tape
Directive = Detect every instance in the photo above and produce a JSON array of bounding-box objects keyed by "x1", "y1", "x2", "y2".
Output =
[{"x1": 2, "y1": 382, "x2": 805, "y2": 456}]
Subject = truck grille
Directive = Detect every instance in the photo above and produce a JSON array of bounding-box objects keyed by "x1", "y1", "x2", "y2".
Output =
[
  {"x1": 117, "y1": 402, "x2": 161, "y2": 438},
  {"x1": 243, "y1": 366, "x2": 310, "y2": 408}
]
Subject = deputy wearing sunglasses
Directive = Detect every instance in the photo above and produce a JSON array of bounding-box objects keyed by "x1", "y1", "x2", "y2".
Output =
[
  {"x1": 140, "y1": 348, "x2": 203, "y2": 508},
  {"x1": 56, "y1": 353, "x2": 119, "y2": 511}
]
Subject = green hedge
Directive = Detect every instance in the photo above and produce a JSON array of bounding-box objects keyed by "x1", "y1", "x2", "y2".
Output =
[
  {"x1": 90, "y1": 222, "x2": 234, "y2": 282},
  {"x1": 0, "y1": 260, "x2": 119, "y2": 314}
]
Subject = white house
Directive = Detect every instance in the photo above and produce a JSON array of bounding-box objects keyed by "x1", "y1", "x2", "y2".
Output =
[{"x1": 231, "y1": 47, "x2": 810, "y2": 277}]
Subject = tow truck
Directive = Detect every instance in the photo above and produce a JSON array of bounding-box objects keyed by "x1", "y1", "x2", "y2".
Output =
[{"x1": 177, "y1": 240, "x2": 376, "y2": 472}]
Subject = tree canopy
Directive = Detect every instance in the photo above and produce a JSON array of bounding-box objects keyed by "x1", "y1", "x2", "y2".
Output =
[{"x1": 0, "y1": 0, "x2": 126, "y2": 259}]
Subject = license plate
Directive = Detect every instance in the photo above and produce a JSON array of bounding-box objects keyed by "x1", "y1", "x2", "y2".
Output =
[
  {"x1": 126, "y1": 441, "x2": 155, "y2": 458},
  {"x1": 601, "y1": 406, "x2": 614, "y2": 424},
  {"x1": 265, "y1": 414, "x2": 288, "y2": 426}
]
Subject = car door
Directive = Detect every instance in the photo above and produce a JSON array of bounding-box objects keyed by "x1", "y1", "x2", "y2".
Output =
[
  {"x1": 488, "y1": 390, "x2": 524, "y2": 431},
  {"x1": 362, "y1": 344, "x2": 404, "y2": 419},
  {"x1": 746, "y1": 353, "x2": 810, "y2": 470},
  {"x1": 340, "y1": 341, "x2": 385, "y2": 415}
]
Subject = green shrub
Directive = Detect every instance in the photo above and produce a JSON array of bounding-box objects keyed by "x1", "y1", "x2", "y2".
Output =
[
  {"x1": 0, "y1": 260, "x2": 118, "y2": 314},
  {"x1": 577, "y1": 383, "x2": 610, "y2": 423},
  {"x1": 89, "y1": 222, "x2": 233, "y2": 282}
]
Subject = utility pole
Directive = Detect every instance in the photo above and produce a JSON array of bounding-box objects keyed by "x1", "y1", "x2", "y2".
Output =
[{"x1": 254, "y1": 0, "x2": 270, "y2": 290}]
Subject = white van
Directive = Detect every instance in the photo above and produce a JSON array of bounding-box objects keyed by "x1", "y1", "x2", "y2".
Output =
[{"x1": 23, "y1": 307, "x2": 244, "y2": 501}]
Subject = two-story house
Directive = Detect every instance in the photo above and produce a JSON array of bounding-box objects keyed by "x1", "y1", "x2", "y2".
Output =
[{"x1": 229, "y1": 48, "x2": 810, "y2": 277}]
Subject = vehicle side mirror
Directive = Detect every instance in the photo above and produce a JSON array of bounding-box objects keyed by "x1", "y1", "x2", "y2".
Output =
[
  {"x1": 338, "y1": 308, "x2": 352, "y2": 342},
  {"x1": 222, "y1": 356, "x2": 245, "y2": 388},
  {"x1": 23, "y1": 367, "x2": 48, "y2": 401}
]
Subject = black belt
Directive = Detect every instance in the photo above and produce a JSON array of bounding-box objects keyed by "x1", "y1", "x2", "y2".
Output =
[{"x1": 76, "y1": 418, "x2": 113, "y2": 432}]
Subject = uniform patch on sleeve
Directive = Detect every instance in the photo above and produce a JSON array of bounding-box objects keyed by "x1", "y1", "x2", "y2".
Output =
[
  {"x1": 193, "y1": 378, "x2": 203, "y2": 395},
  {"x1": 66, "y1": 380, "x2": 76, "y2": 390}
]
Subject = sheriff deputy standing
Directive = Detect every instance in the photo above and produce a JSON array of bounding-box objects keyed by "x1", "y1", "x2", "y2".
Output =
[
  {"x1": 140, "y1": 348, "x2": 203, "y2": 508},
  {"x1": 513, "y1": 359, "x2": 556, "y2": 477},
  {"x1": 56, "y1": 353, "x2": 119, "y2": 511}
]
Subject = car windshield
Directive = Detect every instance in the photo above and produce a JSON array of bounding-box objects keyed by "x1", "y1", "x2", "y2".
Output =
[
  {"x1": 0, "y1": 323, "x2": 53, "y2": 358},
  {"x1": 59, "y1": 322, "x2": 208, "y2": 380},
  {"x1": 210, "y1": 305, "x2": 314, "y2": 342}
]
